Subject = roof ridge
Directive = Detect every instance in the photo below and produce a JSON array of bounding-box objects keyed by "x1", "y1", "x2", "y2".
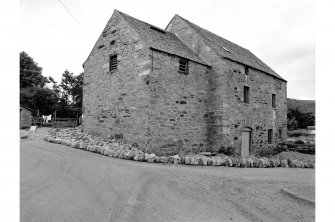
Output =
[
  {"x1": 116, "y1": 10, "x2": 175, "y2": 35},
  {"x1": 175, "y1": 14, "x2": 250, "y2": 52}
]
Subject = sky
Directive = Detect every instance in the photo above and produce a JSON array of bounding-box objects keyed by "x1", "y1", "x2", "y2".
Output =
[{"x1": 20, "y1": 0, "x2": 315, "y2": 100}]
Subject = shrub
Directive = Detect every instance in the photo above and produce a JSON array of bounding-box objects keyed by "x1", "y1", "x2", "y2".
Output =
[
  {"x1": 218, "y1": 145, "x2": 235, "y2": 156},
  {"x1": 255, "y1": 145, "x2": 281, "y2": 158},
  {"x1": 293, "y1": 140, "x2": 305, "y2": 144},
  {"x1": 288, "y1": 130, "x2": 310, "y2": 137},
  {"x1": 287, "y1": 117, "x2": 299, "y2": 130}
]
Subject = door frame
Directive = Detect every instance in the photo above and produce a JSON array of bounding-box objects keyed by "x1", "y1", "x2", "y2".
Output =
[{"x1": 241, "y1": 127, "x2": 252, "y2": 157}]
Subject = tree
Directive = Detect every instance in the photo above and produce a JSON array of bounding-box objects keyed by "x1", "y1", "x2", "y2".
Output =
[
  {"x1": 59, "y1": 70, "x2": 83, "y2": 107},
  {"x1": 72, "y1": 72, "x2": 83, "y2": 108},
  {"x1": 20, "y1": 51, "x2": 84, "y2": 118},
  {"x1": 34, "y1": 87, "x2": 59, "y2": 115},
  {"x1": 51, "y1": 70, "x2": 83, "y2": 118},
  {"x1": 20, "y1": 51, "x2": 61, "y2": 116},
  {"x1": 20, "y1": 51, "x2": 49, "y2": 88},
  {"x1": 287, "y1": 107, "x2": 315, "y2": 129},
  {"x1": 20, "y1": 86, "x2": 58, "y2": 115},
  {"x1": 287, "y1": 116, "x2": 299, "y2": 130}
]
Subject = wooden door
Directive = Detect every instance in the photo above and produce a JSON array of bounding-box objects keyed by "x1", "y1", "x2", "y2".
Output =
[{"x1": 241, "y1": 129, "x2": 251, "y2": 157}]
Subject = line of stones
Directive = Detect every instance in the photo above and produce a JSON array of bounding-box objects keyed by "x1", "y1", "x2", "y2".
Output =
[{"x1": 44, "y1": 127, "x2": 315, "y2": 169}]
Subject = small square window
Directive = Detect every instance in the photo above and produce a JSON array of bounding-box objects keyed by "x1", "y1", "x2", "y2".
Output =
[
  {"x1": 272, "y1": 94, "x2": 276, "y2": 108},
  {"x1": 179, "y1": 59, "x2": 188, "y2": 74},
  {"x1": 244, "y1": 86, "x2": 250, "y2": 104},
  {"x1": 268, "y1": 129, "x2": 273, "y2": 144},
  {"x1": 109, "y1": 55, "x2": 117, "y2": 71}
]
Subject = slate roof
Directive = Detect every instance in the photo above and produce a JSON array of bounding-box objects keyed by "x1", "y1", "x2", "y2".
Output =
[
  {"x1": 116, "y1": 10, "x2": 209, "y2": 66},
  {"x1": 172, "y1": 15, "x2": 286, "y2": 81}
]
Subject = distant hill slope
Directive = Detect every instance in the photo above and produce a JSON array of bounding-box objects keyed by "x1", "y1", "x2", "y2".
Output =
[{"x1": 287, "y1": 98, "x2": 315, "y2": 114}]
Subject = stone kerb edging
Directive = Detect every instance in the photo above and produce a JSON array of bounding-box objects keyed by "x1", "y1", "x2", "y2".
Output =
[{"x1": 44, "y1": 127, "x2": 315, "y2": 169}]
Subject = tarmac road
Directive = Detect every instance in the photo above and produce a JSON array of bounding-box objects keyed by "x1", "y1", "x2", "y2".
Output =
[{"x1": 21, "y1": 129, "x2": 315, "y2": 222}]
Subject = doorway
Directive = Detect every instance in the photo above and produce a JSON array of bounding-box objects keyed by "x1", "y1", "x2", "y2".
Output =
[{"x1": 241, "y1": 128, "x2": 251, "y2": 157}]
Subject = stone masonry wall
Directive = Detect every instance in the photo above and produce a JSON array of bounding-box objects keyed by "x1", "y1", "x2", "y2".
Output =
[
  {"x1": 83, "y1": 12, "x2": 211, "y2": 156},
  {"x1": 84, "y1": 12, "x2": 287, "y2": 156},
  {"x1": 145, "y1": 50, "x2": 210, "y2": 155},
  {"x1": 213, "y1": 59, "x2": 287, "y2": 154},
  {"x1": 167, "y1": 16, "x2": 287, "y2": 155},
  {"x1": 83, "y1": 12, "x2": 152, "y2": 146}
]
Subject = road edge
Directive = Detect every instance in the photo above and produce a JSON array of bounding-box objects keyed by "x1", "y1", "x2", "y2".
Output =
[{"x1": 281, "y1": 187, "x2": 315, "y2": 205}]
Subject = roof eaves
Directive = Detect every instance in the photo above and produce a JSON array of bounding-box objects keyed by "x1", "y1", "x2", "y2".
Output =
[
  {"x1": 150, "y1": 47, "x2": 211, "y2": 68},
  {"x1": 220, "y1": 55, "x2": 287, "y2": 82}
]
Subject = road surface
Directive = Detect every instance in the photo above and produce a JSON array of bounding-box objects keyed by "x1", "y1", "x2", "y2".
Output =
[{"x1": 21, "y1": 129, "x2": 314, "y2": 222}]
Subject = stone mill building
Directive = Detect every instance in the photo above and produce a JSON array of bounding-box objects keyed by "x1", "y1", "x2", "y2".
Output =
[{"x1": 82, "y1": 10, "x2": 287, "y2": 157}]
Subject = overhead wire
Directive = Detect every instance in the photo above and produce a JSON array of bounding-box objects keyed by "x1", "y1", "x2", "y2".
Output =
[{"x1": 57, "y1": 0, "x2": 93, "y2": 41}]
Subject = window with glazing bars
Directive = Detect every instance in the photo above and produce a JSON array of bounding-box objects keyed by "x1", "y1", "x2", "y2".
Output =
[
  {"x1": 179, "y1": 59, "x2": 188, "y2": 74},
  {"x1": 110, "y1": 55, "x2": 117, "y2": 71}
]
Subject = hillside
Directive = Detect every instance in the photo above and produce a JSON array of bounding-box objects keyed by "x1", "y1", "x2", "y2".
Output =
[{"x1": 287, "y1": 98, "x2": 315, "y2": 114}]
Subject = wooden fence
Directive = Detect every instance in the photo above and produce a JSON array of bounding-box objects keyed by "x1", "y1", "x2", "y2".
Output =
[
  {"x1": 32, "y1": 116, "x2": 81, "y2": 128},
  {"x1": 278, "y1": 142, "x2": 315, "y2": 154},
  {"x1": 52, "y1": 118, "x2": 78, "y2": 128}
]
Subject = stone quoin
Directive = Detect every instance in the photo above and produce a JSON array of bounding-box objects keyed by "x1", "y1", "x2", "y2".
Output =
[{"x1": 82, "y1": 10, "x2": 287, "y2": 157}]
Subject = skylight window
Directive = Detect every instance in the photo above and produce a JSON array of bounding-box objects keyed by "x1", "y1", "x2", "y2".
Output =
[
  {"x1": 150, "y1": 26, "x2": 166, "y2": 34},
  {"x1": 221, "y1": 46, "x2": 230, "y2": 53}
]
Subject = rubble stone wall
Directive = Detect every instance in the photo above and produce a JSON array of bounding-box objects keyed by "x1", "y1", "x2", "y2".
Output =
[
  {"x1": 167, "y1": 16, "x2": 287, "y2": 155},
  {"x1": 145, "y1": 50, "x2": 211, "y2": 155},
  {"x1": 84, "y1": 12, "x2": 287, "y2": 156},
  {"x1": 83, "y1": 12, "x2": 152, "y2": 146},
  {"x1": 83, "y1": 12, "x2": 211, "y2": 155}
]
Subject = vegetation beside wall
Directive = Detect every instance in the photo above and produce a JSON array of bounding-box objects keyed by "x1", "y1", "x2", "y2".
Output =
[
  {"x1": 20, "y1": 51, "x2": 83, "y2": 118},
  {"x1": 287, "y1": 98, "x2": 315, "y2": 130}
]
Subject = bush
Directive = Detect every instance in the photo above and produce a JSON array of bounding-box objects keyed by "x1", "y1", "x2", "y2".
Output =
[
  {"x1": 218, "y1": 145, "x2": 235, "y2": 156},
  {"x1": 293, "y1": 140, "x2": 305, "y2": 144},
  {"x1": 287, "y1": 117, "x2": 299, "y2": 130},
  {"x1": 255, "y1": 145, "x2": 281, "y2": 158},
  {"x1": 287, "y1": 108, "x2": 315, "y2": 129},
  {"x1": 288, "y1": 130, "x2": 310, "y2": 137}
]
